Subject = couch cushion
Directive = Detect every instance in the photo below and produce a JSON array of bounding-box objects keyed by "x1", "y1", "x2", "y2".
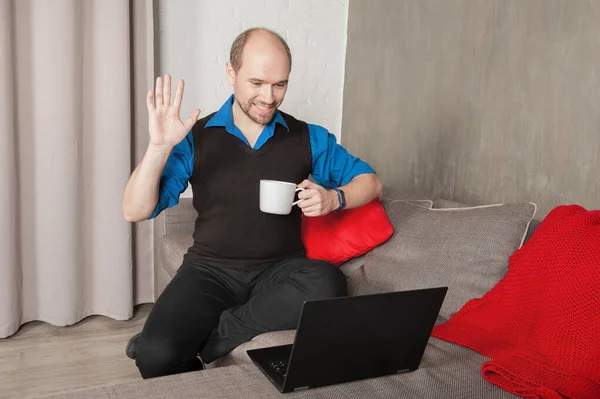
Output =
[
  {"x1": 380, "y1": 187, "x2": 431, "y2": 202},
  {"x1": 347, "y1": 201, "x2": 537, "y2": 319},
  {"x1": 432, "y1": 198, "x2": 471, "y2": 208},
  {"x1": 432, "y1": 198, "x2": 542, "y2": 244},
  {"x1": 334, "y1": 199, "x2": 433, "y2": 278},
  {"x1": 338, "y1": 254, "x2": 366, "y2": 277}
]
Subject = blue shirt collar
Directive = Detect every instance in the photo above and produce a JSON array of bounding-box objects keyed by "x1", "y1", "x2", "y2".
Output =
[{"x1": 205, "y1": 94, "x2": 289, "y2": 134}]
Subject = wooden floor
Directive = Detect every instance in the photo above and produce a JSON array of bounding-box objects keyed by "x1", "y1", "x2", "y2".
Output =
[{"x1": 0, "y1": 304, "x2": 152, "y2": 399}]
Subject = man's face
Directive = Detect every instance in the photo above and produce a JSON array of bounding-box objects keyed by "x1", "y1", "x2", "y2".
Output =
[{"x1": 226, "y1": 42, "x2": 290, "y2": 126}]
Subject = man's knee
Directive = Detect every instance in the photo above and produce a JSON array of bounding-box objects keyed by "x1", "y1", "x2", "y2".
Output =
[
  {"x1": 298, "y1": 260, "x2": 348, "y2": 299},
  {"x1": 135, "y1": 337, "x2": 177, "y2": 379},
  {"x1": 135, "y1": 336, "x2": 200, "y2": 379}
]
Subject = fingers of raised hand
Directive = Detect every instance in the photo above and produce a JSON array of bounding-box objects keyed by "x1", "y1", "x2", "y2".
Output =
[
  {"x1": 149, "y1": 75, "x2": 186, "y2": 115},
  {"x1": 173, "y1": 79, "x2": 185, "y2": 110},
  {"x1": 163, "y1": 74, "x2": 171, "y2": 106},
  {"x1": 184, "y1": 109, "x2": 201, "y2": 131},
  {"x1": 146, "y1": 90, "x2": 154, "y2": 111},
  {"x1": 155, "y1": 76, "x2": 163, "y2": 107}
]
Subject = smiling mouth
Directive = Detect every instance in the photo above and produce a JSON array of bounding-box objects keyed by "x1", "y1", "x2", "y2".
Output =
[{"x1": 253, "y1": 103, "x2": 274, "y2": 114}]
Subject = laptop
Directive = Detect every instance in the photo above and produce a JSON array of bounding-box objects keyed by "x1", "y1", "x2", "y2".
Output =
[{"x1": 247, "y1": 286, "x2": 448, "y2": 393}]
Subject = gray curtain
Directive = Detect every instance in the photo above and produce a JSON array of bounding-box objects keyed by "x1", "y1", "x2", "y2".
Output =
[{"x1": 0, "y1": 0, "x2": 155, "y2": 339}]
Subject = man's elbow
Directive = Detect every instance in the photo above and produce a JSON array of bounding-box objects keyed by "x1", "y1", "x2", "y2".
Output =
[
  {"x1": 123, "y1": 212, "x2": 146, "y2": 223},
  {"x1": 122, "y1": 203, "x2": 153, "y2": 223},
  {"x1": 123, "y1": 210, "x2": 146, "y2": 223},
  {"x1": 364, "y1": 173, "x2": 383, "y2": 198},
  {"x1": 352, "y1": 172, "x2": 383, "y2": 199},
  {"x1": 374, "y1": 175, "x2": 383, "y2": 197}
]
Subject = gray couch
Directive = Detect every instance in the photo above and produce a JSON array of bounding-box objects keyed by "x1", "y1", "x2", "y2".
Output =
[{"x1": 52, "y1": 188, "x2": 539, "y2": 398}]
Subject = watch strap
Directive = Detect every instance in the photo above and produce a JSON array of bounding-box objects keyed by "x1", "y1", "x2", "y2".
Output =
[{"x1": 333, "y1": 188, "x2": 346, "y2": 212}]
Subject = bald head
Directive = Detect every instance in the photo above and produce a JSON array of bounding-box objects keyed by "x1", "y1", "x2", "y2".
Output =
[
  {"x1": 229, "y1": 28, "x2": 292, "y2": 73},
  {"x1": 225, "y1": 28, "x2": 292, "y2": 127}
]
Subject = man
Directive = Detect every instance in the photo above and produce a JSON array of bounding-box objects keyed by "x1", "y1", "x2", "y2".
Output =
[{"x1": 122, "y1": 27, "x2": 383, "y2": 379}]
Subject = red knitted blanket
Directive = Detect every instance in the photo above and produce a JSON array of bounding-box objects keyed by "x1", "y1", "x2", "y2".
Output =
[{"x1": 432, "y1": 204, "x2": 600, "y2": 399}]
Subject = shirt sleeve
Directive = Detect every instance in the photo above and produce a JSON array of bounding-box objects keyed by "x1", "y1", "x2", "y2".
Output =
[
  {"x1": 308, "y1": 123, "x2": 376, "y2": 189},
  {"x1": 148, "y1": 132, "x2": 194, "y2": 219}
]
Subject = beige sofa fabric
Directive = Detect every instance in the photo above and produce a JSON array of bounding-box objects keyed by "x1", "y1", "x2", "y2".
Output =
[{"x1": 348, "y1": 201, "x2": 537, "y2": 319}]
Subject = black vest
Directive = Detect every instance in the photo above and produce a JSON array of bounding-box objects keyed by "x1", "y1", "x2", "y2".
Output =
[{"x1": 183, "y1": 111, "x2": 313, "y2": 269}]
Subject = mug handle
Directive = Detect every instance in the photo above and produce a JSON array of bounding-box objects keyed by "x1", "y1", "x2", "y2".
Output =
[{"x1": 292, "y1": 187, "x2": 305, "y2": 206}]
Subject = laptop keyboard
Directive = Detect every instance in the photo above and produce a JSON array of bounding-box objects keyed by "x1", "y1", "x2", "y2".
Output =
[{"x1": 269, "y1": 360, "x2": 288, "y2": 377}]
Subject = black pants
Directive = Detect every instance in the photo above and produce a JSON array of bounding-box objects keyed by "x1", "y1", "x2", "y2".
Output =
[{"x1": 135, "y1": 257, "x2": 347, "y2": 379}]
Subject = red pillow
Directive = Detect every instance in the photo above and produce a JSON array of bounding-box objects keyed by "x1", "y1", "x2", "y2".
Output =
[{"x1": 301, "y1": 198, "x2": 394, "y2": 266}]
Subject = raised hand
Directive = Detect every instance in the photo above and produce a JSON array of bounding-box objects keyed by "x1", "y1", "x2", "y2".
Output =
[{"x1": 146, "y1": 74, "x2": 201, "y2": 148}]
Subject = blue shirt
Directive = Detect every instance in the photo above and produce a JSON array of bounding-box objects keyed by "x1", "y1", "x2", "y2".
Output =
[{"x1": 150, "y1": 94, "x2": 375, "y2": 219}]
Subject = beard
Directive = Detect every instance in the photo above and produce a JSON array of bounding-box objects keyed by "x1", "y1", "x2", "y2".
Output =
[{"x1": 236, "y1": 97, "x2": 279, "y2": 125}]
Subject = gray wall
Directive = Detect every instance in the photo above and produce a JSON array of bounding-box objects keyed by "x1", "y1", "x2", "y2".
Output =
[{"x1": 341, "y1": 0, "x2": 600, "y2": 217}]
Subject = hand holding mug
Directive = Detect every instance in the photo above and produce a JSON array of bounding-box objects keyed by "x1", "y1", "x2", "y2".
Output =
[
  {"x1": 296, "y1": 179, "x2": 338, "y2": 217},
  {"x1": 259, "y1": 179, "x2": 338, "y2": 216}
]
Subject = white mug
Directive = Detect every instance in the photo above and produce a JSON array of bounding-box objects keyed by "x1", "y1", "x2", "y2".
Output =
[{"x1": 259, "y1": 179, "x2": 305, "y2": 215}]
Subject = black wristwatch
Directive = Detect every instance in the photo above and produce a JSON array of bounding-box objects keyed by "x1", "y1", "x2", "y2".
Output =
[{"x1": 333, "y1": 188, "x2": 346, "y2": 212}]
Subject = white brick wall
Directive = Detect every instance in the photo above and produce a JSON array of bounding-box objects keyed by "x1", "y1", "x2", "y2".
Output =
[{"x1": 155, "y1": 0, "x2": 349, "y2": 140}]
